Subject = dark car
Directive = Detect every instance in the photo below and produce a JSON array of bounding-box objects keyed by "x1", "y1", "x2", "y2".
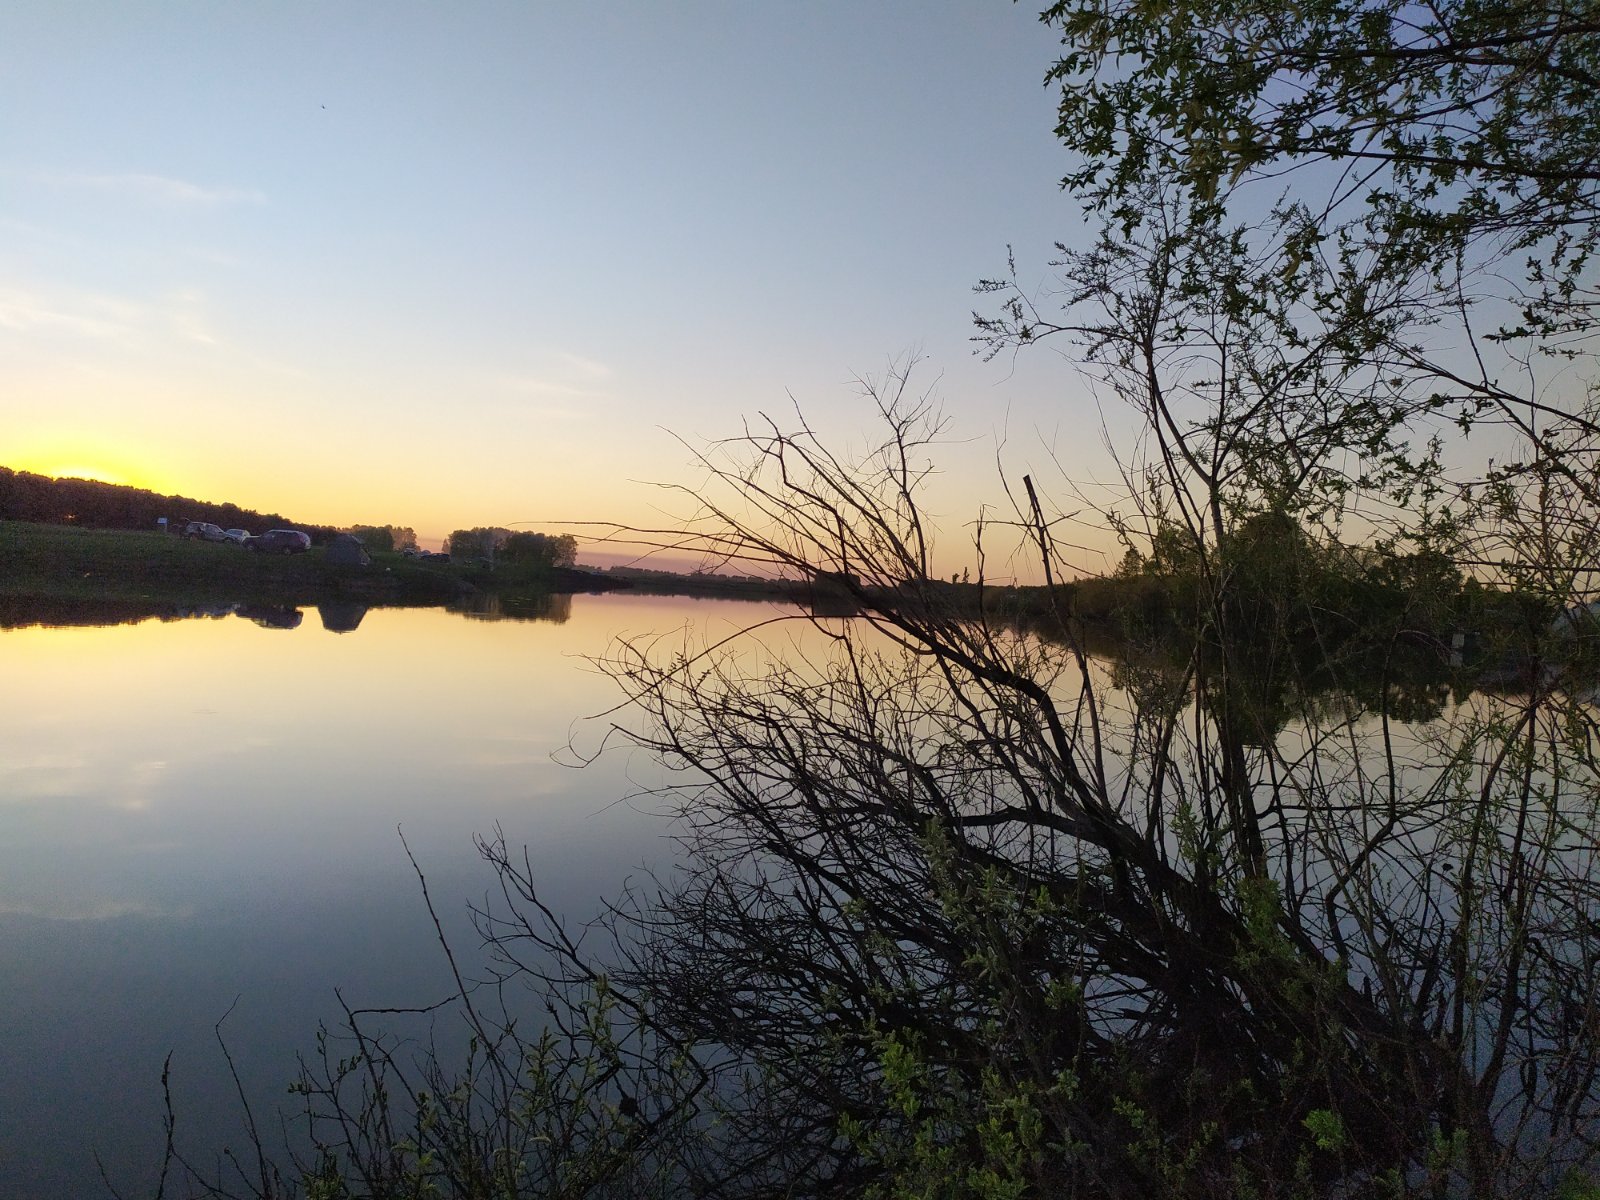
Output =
[{"x1": 249, "y1": 528, "x2": 312, "y2": 555}]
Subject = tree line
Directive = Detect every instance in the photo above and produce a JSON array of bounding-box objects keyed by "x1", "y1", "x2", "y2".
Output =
[
  {"x1": 0, "y1": 465, "x2": 418, "y2": 551},
  {"x1": 344, "y1": 524, "x2": 419, "y2": 553},
  {"x1": 444, "y1": 526, "x2": 577, "y2": 569},
  {"x1": 0, "y1": 465, "x2": 337, "y2": 541}
]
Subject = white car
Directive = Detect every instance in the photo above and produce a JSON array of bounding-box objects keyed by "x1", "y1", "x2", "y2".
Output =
[{"x1": 223, "y1": 528, "x2": 251, "y2": 546}]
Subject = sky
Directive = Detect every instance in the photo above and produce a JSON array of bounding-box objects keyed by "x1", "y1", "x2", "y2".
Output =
[{"x1": 0, "y1": 3, "x2": 1117, "y2": 570}]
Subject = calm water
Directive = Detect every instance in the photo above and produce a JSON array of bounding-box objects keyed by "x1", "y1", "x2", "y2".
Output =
[
  {"x1": 2, "y1": 592, "x2": 1553, "y2": 1197},
  {"x1": 0, "y1": 593, "x2": 787, "y2": 1200}
]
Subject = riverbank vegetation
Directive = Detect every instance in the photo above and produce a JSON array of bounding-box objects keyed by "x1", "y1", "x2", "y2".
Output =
[
  {"x1": 0, "y1": 520, "x2": 944, "y2": 616},
  {"x1": 144, "y1": 1, "x2": 1600, "y2": 1197},
  {"x1": 0, "y1": 522, "x2": 609, "y2": 612}
]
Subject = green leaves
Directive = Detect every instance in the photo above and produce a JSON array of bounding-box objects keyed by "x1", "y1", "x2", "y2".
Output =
[{"x1": 1301, "y1": 1108, "x2": 1347, "y2": 1153}]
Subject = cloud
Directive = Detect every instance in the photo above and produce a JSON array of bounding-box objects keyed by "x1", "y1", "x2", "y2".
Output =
[
  {"x1": 498, "y1": 377, "x2": 595, "y2": 402},
  {"x1": 0, "y1": 897, "x2": 186, "y2": 921},
  {"x1": 165, "y1": 288, "x2": 218, "y2": 346},
  {"x1": 493, "y1": 349, "x2": 617, "y2": 412},
  {"x1": 39, "y1": 169, "x2": 266, "y2": 207},
  {"x1": 554, "y1": 351, "x2": 613, "y2": 382},
  {"x1": 0, "y1": 282, "x2": 220, "y2": 348},
  {"x1": 0, "y1": 287, "x2": 132, "y2": 341}
]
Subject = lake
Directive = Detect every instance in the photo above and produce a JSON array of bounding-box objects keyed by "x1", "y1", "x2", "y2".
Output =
[
  {"x1": 0, "y1": 593, "x2": 790, "y2": 1200},
  {"x1": 4, "y1": 589, "x2": 1590, "y2": 1196}
]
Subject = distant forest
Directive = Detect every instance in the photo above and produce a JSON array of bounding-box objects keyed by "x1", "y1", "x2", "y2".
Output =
[{"x1": 0, "y1": 465, "x2": 342, "y2": 543}]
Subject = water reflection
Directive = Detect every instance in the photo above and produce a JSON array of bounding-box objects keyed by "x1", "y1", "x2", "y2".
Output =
[
  {"x1": 447, "y1": 591, "x2": 572, "y2": 623},
  {"x1": 0, "y1": 594, "x2": 199, "y2": 630},
  {"x1": 5, "y1": 591, "x2": 1587, "y2": 1196},
  {"x1": 0, "y1": 593, "x2": 738, "y2": 1200},
  {"x1": 317, "y1": 601, "x2": 368, "y2": 633},
  {"x1": 0, "y1": 590, "x2": 591, "y2": 635},
  {"x1": 239, "y1": 603, "x2": 303, "y2": 629}
]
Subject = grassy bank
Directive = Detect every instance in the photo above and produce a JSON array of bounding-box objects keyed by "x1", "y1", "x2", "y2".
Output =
[
  {"x1": 0, "y1": 521, "x2": 863, "y2": 616},
  {"x1": 0, "y1": 521, "x2": 603, "y2": 608}
]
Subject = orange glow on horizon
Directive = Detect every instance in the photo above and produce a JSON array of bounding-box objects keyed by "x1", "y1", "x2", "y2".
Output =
[
  {"x1": 39, "y1": 464, "x2": 136, "y2": 488},
  {"x1": 8, "y1": 441, "x2": 169, "y2": 495}
]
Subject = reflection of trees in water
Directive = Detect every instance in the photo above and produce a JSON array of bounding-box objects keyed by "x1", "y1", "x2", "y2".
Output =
[
  {"x1": 298, "y1": 565, "x2": 1575, "y2": 1198},
  {"x1": 447, "y1": 591, "x2": 572, "y2": 624},
  {"x1": 0, "y1": 592, "x2": 579, "y2": 632},
  {"x1": 0, "y1": 595, "x2": 177, "y2": 630},
  {"x1": 1103, "y1": 632, "x2": 1466, "y2": 744}
]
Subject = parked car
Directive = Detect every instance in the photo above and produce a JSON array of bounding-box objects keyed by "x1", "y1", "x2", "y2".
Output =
[
  {"x1": 223, "y1": 528, "x2": 251, "y2": 546},
  {"x1": 183, "y1": 521, "x2": 228, "y2": 542},
  {"x1": 248, "y1": 528, "x2": 312, "y2": 554}
]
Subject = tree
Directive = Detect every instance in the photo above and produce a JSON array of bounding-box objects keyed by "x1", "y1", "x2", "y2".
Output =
[
  {"x1": 164, "y1": 6, "x2": 1600, "y2": 1198},
  {"x1": 347, "y1": 524, "x2": 395, "y2": 553},
  {"x1": 0, "y1": 466, "x2": 329, "y2": 538},
  {"x1": 423, "y1": 347, "x2": 1588, "y2": 1195},
  {"x1": 445, "y1": 527, "x2": 511, "y2": 561},
  {"x1": 1026, "y1": 0, "x2": 1600, "y2": 611},
  {"x1": 1045, "y1": 0, "x2": 1600, "y2": 328},
  {"x1": 173, "y1": 363, "x2": 1600, "y2": 1199},
  {"x1": 501, "y1": 531, "x2": 579, "y2": 569}
]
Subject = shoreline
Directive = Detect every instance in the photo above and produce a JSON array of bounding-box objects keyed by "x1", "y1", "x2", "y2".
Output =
[{"x1": 0, "y1": 521, "x2": 823, "y2": 615}]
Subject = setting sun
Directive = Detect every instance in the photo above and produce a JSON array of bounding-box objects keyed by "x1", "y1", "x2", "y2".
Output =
[{"x1": 8, "y1": 435, "x2": 171, "y2": 495}]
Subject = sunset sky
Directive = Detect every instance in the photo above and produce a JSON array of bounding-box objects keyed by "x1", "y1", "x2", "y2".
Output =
[{"x1": 2, "y1": 3, "x2": 1113, "y2": 569}]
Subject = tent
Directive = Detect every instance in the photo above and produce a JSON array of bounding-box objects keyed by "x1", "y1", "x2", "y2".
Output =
[{"x1": 326, "y1": 533, "x2": 371, "y2": 567}]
